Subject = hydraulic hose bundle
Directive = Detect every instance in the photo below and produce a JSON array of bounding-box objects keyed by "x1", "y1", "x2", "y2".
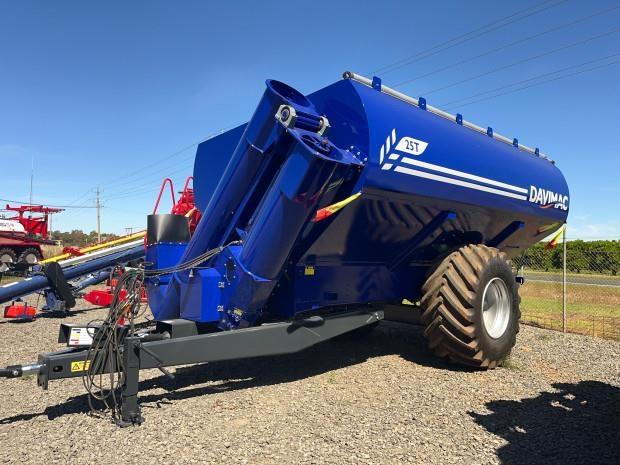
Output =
[
  {"x1": 82, "y1": 268, "x2": 146, "y2": 419},
  {"x1": 81, "y1": 241, "x2": 241, "y2": 421}
]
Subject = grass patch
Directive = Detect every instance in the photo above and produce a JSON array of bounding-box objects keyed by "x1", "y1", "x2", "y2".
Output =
[
  {"x1": 501, "y1": 356, "x2": 519, "y2": 370},
  {"x1": 525, "y1": 270, "x2": 620, "y2": 281},
  {"x1": 519, "y1": 280, "x2": 620, "y2": 340}
]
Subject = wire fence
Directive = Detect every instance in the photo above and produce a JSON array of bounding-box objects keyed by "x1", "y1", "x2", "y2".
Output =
[{"x1": 514, "y1": 232, "x2": 620, "y2": 341}]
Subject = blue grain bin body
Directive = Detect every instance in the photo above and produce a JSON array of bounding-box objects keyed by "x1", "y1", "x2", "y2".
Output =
[{"x1": 147, "y1": 74, "x2": 569, "y2": 328}]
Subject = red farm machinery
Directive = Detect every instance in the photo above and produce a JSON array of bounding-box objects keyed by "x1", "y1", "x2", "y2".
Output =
[
  {"x1": 80, "y1": 177, "x2": 198, "y2": 308},
  {"x1": 1, "y1": 176, "x2": 199, "y2": 320},
  {"x1": 0, "y1": 204, "x2": 64, "y2": 269}
]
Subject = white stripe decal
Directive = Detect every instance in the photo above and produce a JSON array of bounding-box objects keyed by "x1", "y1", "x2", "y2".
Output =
[
  {"x1": 398, "y1": 156, "x2": 528, "y2": 194},
  {"x1": 393, "y1": 166, "x2": 528, "y2": 200}
]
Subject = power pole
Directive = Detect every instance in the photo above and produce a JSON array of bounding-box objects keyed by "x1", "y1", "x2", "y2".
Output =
[
  {"x1": 29, "y1": 156, "x2": 34, "y2": 206},
  {"x1": 96, "y1": 186, "x2": 101, "y2": 244}
]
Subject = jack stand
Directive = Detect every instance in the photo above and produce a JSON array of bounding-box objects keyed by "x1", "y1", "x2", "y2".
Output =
[
  {"x1": 42, "y1": 289, "x2": 68, "y2": 315},
  {"x1": 116, "y1": 337, "x2": 143, "y2": 427}
]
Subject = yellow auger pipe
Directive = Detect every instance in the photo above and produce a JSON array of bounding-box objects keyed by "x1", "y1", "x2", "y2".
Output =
[{"x1": 41, "y1": 231, "x2": 146, "y2": 264}]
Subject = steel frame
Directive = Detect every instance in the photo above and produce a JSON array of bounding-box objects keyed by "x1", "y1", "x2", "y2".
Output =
[{"x1": 33, "y1": 307, "x2": 383, "y2": 425}]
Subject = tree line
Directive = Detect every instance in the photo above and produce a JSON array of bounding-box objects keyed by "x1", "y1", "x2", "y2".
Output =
[
  {"x1": 51, "y1": 230, "x2": 119, "y2": 248},
  {"x1": 514, "y1": 240, "x2": 620, "y2": 275}
]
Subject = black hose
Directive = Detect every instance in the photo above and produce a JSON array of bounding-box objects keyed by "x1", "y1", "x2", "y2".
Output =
[
  {"x1": 80, "y1": 240, "x2": 238, "y2": 421},
  {"x1": 0, "y1": 366, "x2": 21, "y2": 378}
]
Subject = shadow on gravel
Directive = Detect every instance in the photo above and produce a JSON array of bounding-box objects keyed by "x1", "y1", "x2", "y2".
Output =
[
  {"x1": 470, "y1": 381, "x2": 620, "y2": 465},
  {"x1": 0, "y1": 322, "x2": 470, "y2": 424}
]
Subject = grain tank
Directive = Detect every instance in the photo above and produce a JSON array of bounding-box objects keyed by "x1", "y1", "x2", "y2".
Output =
[{"x1": 148, "y1": 72, "x2": 568, "y2": 367}]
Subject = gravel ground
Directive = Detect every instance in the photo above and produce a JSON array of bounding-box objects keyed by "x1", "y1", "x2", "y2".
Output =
[{"x1": 0, "y1": 298, "x2": 618, "y2": 465}]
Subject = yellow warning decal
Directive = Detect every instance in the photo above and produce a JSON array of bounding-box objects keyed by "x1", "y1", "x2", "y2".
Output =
[
  {"x1": 71, "y1": 360, "x2": 91, "y2": 372},
  {"x1": 304, "y1": 266, "x2": 315, "y2": 276},
  {"x1": 233, "y1": 308, "x2": 244, "y2": 316}
]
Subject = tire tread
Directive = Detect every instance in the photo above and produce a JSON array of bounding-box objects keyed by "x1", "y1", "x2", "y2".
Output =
[{"x1": 421, "y1": 244, "x2": 518, "y2": 369}]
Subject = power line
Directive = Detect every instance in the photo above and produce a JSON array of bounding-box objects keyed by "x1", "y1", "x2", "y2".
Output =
[
  {"x1": 99, "y1": 151, "x2": 196, "y2": 193},
  {"x1": 392, "y1": 3, "x2": 620, "y2": 89},
  {"x1": 52, "y1": 124, "x2": 241, "y2": 211},
  {"x1": 96, "y1": 186, "x2": 102, "y2": 243},
  {"x1": 99, "y1": 122, "x2": 243, "y2": 190},
  {"x1": 103, "y1": 186, "x2": 162, "y2": 203},
  {"x1": 100, "y1": 149, "x2": 199, "y2": 201},
  {"x1": 0, "y1": 197, "x2": 98, "y2": 208},
  {"x1": 444, "y1": 60, "x2": 620, "y2": 109},
  {"x1": 101, "y1": 159, "x2": 195, "y2": 202},
  {"x1": 370, "y1": 0, "x2": 562, "y2": 75},
  {"x1": 420, "y1": 26, "x2": 620, "y2": 96},
  {"x1": 98, "y1": 143, "x2": 198, "y2": 189},
  {"x1": 370, "y1": 0, "x2": 568, "y2": 76},
  {"x1": 440, "y1": 52, "x2": 619, "y2": 106},
  {"x1": 65, "y1": 187, "x2": 96, "y2": 207},
  {"x1": 442, "y1": 56, "x2": 620, "y2": 109}
]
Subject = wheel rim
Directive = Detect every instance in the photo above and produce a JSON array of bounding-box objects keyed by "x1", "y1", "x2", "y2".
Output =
[
  {"x1": 482, "y1": 277, "x2": 511, "y2": 339},
  {"x1": 23, "y1": 253, "x2": 38, "y2": 264},
  {"x1": 0, "y1": 253, "x2": 14, "y2": 263}
]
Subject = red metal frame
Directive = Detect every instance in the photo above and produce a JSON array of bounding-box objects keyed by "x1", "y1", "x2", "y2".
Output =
[
  {"x1": 152, "y1": 178, "x2": 176, "y2": 215},
  {"x1": 82, "y1": 271, "x2": 147, "y2": 307},
  {"x1": 171, "y1": 177, "x2": 201, "y2": 232},
  {"x1": 4, "y1": 204, "x2": 64, "y2": 239},
  {"x1": 151, "y1": 177, "x2": 201, "y2": 232},
  {"x1": 0, "y1": 204, "x2": 63, "y2": 258}
]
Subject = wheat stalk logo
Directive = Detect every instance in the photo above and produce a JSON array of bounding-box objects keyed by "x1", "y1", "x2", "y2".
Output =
[{"x1": 380, "y1": 128, "x2": 397, "y2": 170}]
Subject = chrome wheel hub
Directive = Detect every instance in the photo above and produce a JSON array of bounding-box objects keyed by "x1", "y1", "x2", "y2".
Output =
[{"x1": 482, "y1": 277, "x2": 511, "y2": 339}]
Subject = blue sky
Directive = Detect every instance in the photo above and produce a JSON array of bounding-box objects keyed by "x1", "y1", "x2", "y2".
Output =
[{"x1": 1, "y1": 0, "x2": 618, "y2": 239}]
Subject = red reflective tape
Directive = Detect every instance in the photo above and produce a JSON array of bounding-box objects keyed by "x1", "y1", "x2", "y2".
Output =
[{"x1": 312, "y1": 192, "x2": 362, "y2": 223}]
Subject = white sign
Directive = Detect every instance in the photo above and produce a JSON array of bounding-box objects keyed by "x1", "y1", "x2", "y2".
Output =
[
  {"x1": 395, "y1": 136, "x2": 429, "y2": 156},
  {"x1": 68, "y1": 327, "x2": 95, "y2": 347}
]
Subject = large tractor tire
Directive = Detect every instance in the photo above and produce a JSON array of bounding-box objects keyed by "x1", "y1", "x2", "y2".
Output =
[
  {"x1": 0, "y1": 248, "x2": 17, "y2": 268},
  {"x1": 18, "y1": 248, "x2": 42, "y2": 265},
  {"x1": 420, "y1": 244, "x2": 520, "y2": 369}
]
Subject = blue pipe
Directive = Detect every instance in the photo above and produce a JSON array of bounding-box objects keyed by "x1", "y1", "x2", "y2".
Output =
[
  {"x1": 0, "y1": 245, "x2": 144, "y2": 305},
  {"x1": 151, "y1": 80, "x2": 322, "y2": 320},
  {"x1": 184, "y1": 80, "x2": 318, "y2": 260}
]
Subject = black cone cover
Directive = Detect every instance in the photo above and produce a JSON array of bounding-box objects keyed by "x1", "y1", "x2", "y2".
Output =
[
  {"x1": 146, "y1": 214, "x2": 190, "y2": 245},
  {"x1": 44, "y1": 262, "x2": 76, "y2": 308}
]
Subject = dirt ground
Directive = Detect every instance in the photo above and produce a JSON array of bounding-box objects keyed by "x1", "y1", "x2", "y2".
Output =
[{"x1": 0, "y1": 300, "x2": 618, "y2": 465}]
